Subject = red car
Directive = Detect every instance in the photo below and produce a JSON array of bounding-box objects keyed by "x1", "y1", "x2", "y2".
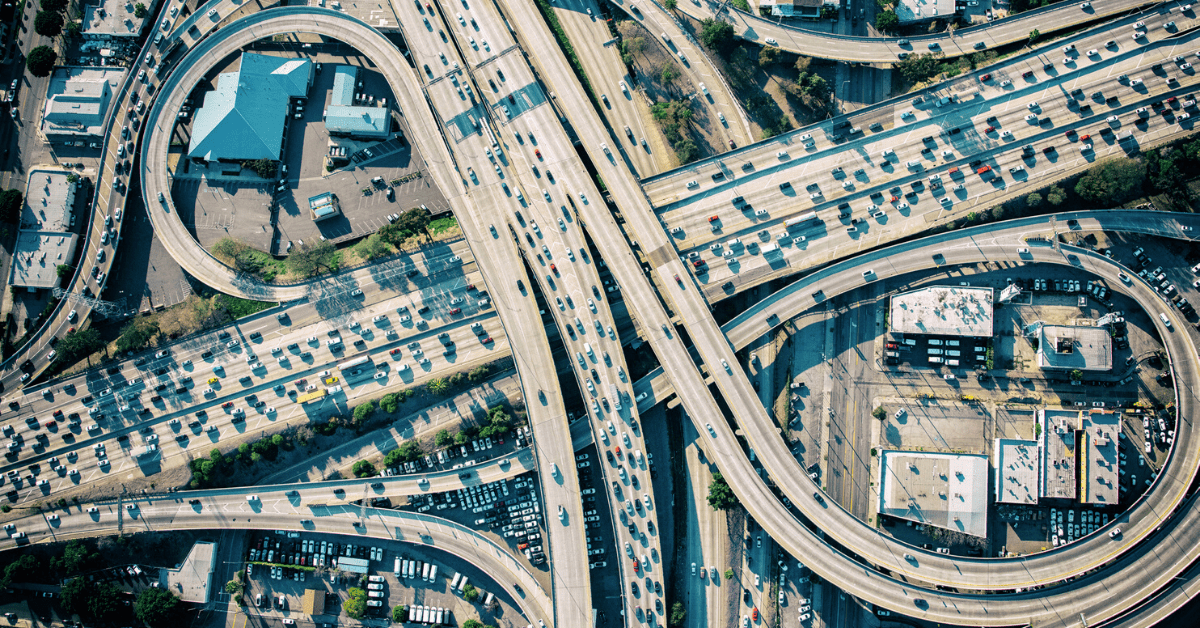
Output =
[
  {"x1": 222, "y1": 402, "x2": 234, "y2": 408},
  {"x1": 550, "y1": 263, "x2": 558, "y2": 275},
  {"x1": 466, "y1": 283, "x2": 475, "y2": 290},
  {"x1": 52, "y1": 409, "x2": 64, "y2": 418},
  {"x1": 294, "y1": 379, "x2": 307, "y2": 386},
  {"x1": 980, "y1": 73, "x2": 991, "y2": 81},
  {"x1": 534, "y1": 149, "x2": 542, "y2": 160},
  {"x1": 1065, "y1": 129, "x2": 1077, "y2": 137},
  {"x1": 752, "y1": 607, "x2": 759, "y2": 621},
  {"x1": 1022, "y1": 70, "x2": 1034, "y2": 77},
  {"x1": 692, "y1": 259, "x2": 705, "y2": 267},
  {"x1": 708, "y1": 215, "x2": 719, "y2": 222},
  {"x1": 977, "y1": 165, "x2": 992, "y2": 174},
  {"x1": 984, "y1": 125, "x2": 995, "y2": 133},
  {"x1": 390, "y1": 348, "x2": 403, "y2": 355},
  {"x1": 674, "y1": 274, "x2": 682, "y2": 284},
  {"x1": 482, "y1": 336, "x2": 493, "y2": 344},
  {"x1": 449, "y1": 307, "x2": 462, "y2": 315},
  {"x1": 885, "y1": 343, "x2": 898, "y2": 349},
  {"x1": 632, "y1": 559, "x2": 640, "y2": 573}
]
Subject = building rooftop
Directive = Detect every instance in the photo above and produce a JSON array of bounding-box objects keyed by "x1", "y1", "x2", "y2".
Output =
[
  {"x1": 21, "y1": 170, "x2": 77, "y2": 232},
  {"x1": 10, "y1": 232, "x2": 79, "y2": 289},
  {"x1": 336, "y1": 556, "x2": 369, "y2": 574},
  {"x1": 331, "y1": 65, "x2": 357, "y2": 107},
  {"x1": 325, "y1": 106, "x2": 389, "y2": 137},
  {"x1": 81, "y1": 0, "x2": 148, "y2": 37},
  {"x1": 158, "y1": 541, "x2": 216, "y2": 604},
  {"x1": 301, "y1": 589, "x2": 326, "y2": 616},
  {"x1": 889, "y1": 286, "x2": 994, "y2": 338},
  {"x1": 878, "y1": 450, "x2": 989, "y2": 538},
  {"x1": 309, "y1": 192, "x2": 341, "y2": 221},
  {"x1": 41, "y1": 67, "x2": 125, "y2": 138},
  {"x1": 896, "y1": 0, "x2": 959, "y2": 23},
  {"x1": 1080, "y1": 412, "x2": 1120, "y2": 505},
  {"x1": 995, "y1": 439, "x2": 1040, "y2": 505},
  {"x1": 189, "y1": 53, "x2": 313, "y2": 162},
  {"x1": 1032, "y1": 323, "x2": 1113, "y2": 372},
  {"x1": 1040, "y1": 409, "x2": 1079, "y2": 500}
]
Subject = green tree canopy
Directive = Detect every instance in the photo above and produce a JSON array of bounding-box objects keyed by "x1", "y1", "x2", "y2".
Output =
[
  {"x1": 896, "y1": 52, "x2": 942, "y2": 85},
  {"x1": 34, "y1": 11, "x2": 64, "y2": 37},
  {"x1": 1046, "y1": 185, "x2": 1067, "y2": 206},
  {"x1": 288, "y1": 241, "x2": 338, "y2": 278},
  {"x1": 699, "y1": 19, "x2": 735, "y2": 56},
  {"x1": 133, "y1": 3, "x2": 147, "y2": 18},
  {"x1": 343, "y1": 587, "x2": 367, "y2": 619},
  {"x1": 42, "y1": 0, "x2": 69, "y2": 11},
  {"x1": 51, "y1": 540, "x2": 99, "y2": 575},
  {"x1": 461, "y1": 582, "x2": 480, "y2": 602},
  {"x1": 1, "y1": 554, "x2": 40, "y2": 587},
  {"x1": 134, "y1": 588, "x2": 181, "y2": 628},
  {"x1": 0, "y1": 189, "x2": 22, "y2": 223},
  {"x1": 61, "y1": 579, "x2": 125, "y2": 622},
  {"x1": 427, "y1": 378, "x2": 449, "y2": 395},
  {"x1": 875, "y1": 10, "x2": 899, "y2": 33},
  {"x1": 27, "y1": 46, "x2": 58, "y2": 77},
  {"x1": 56, "y1": 329, "x2": 105, "y2": 366},
  {"x1": 353, "y1": 401, "x2": 376, "y2": 425},
  {"x1": 706, "y1": 472, "x2": 738, "y2": 510},
  {"x1": 1075, "y1": 158, "x2": 1146, "y2": 207},
  {"x1": 435, "y1": 429, "x2": 453, "y2": 447},
  {"x1": 391, "y1": 606, "x2": 408, "y2": 622},
  {"x1": 352, "y1": 460, "x2": 377, "y2": 478}
]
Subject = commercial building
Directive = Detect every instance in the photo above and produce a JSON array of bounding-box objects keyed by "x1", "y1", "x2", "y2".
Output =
[
  {"x1": 877, "y1": 450, "x2": 989, "y2": 538},
  {"x1": 1040, "y1": 409, "x2": 1080, "y2": 501},
  {"x1": 158, "y1": 541, "x2": 216, "y2": 603},
  {"x1": 188, "y1": 52, "x2": 314, "y2": 162},
  {"x1": 81, "y1": 0, "x2": 148, "y2": 39},
  {"x1": 896, "y1": 0, "x2": 962, "y2": 24},
  {"x1": 10, "y1": 169, "x2": 80, "y2": 291},
  {"x1": 994, "y1": 439, "x2": 1040, "y2": 505},
  {"x1": 1079, "y1": 411, "x2": 1120, "y2": 506},
  {"x1": 323, "y1": 65, "x2": 390, "y2": 139},
  {"x1": 40, "y1": 67, "x2": 127, "y2": 145},
  {"x1": 889, "y1": 286, "x2": 994, "y2": 338},
  {"x1": 1027, "y1": 322, "x2": 1113, "y2": 373},
  {"x1": 308, "y1": 192, "x2": 342, "y2": 221}
]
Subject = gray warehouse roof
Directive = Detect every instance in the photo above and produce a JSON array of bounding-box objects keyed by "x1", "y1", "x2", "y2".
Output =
[
  {"x1": 995, "y1": 439, "x2": 1040, "y2": 505},
  {"x1": 897, "y1": 0, "x2": 959, "y2": 23},
  {"x1": 10, "y1": 232, "x2": 79, "y2": 290},
  {"x1": 159, "y1": 541, "x2": 216, "y2": 604},
  {"x1": 1080, "y1": 412, "x2": 1120, "y2": 505},
  {"x1": 82, "y1": 0, "x2": 147, "y2": 37},
  {"x1": 188, "y1": 53, "x2": 313, "y2": 162},
  {"x1": 41, "y1": 67, "x2": 126, "y2": 139},
  {"x1": 1032, "y1": 323, "x2": 1113, "y2": 372},
  {"x1": 21, "y1": 170, "x2": 77, "y2": 232},
  {"x1": 878, "y1": 450, "x2": 989, "y2": 538},
  {"x1": 889, "y1": 286, "x2": 994, "y2": 338}
]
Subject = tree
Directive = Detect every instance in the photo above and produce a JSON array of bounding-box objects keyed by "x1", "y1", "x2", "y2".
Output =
[
  {"x1": 660, "y1": 64, "x2": 680, "y2": 85},
  {"x1": 353, "y1": 401, "x2": 376, "y2": 425},
  {"x1": 1046, "y1": 185, "x2": 1067, "y2": 206},
  {"x1": 343, "y1": 587, "x2": 367, "y2": 619},
  {"x1": 380, "y1": 392, "x2": 400, "y2": 413},
  {"x1": 392, "y1": 606, "x2": 408, "y2": 622},
  {"x1": 51, "y1": 540, "x2": 98, "y2": 575},
  {"x1": 663, "y1": 0, "x2": 676, "y2": 9},
  {"x1": 27, "y1": 46, "x2": 57, "y2": 77},
  {"x1": 875, "y1": 10, "x2": 899, "y2": 33},
  {"x1": 699, "y1": 19, "x2": 735, "y2": 56},
  {"x1": 57, "y1": 329, "x2": 104, "y2": 365},
  {"x1": 896, "y1": 52, "x2": 942, "y2": 85},
  {"x1": 435, "y1": 429, "x2": 453, "y2": 447},
  {"x1": 287, "y1": 240, "x2": 337, "y2": 278},
  {"x1": 399, "y1": 440, "x2": 423, "y2": 462},
  {"x1": 706, "y1": 472, "x2": 738, "y2": 510},
  {"x1": 461, "y1": 582, "x2": 480, "y2": 602},
  {"x1": 134, "y1": 588, "x2": 181, "y2": 628},
  {"x1": 1, "y1": 554, "x2": 40, "y2": 587},
  {"x1": 758, "y1": 46, "x2": 779, "y2": 67},
  {"x1": 61, "y1": 579, "x2": 124, "y2": 622},
  {"x1": 134, "y1": 3, "x2": 147, "y2": 18},
  {"x1": 242, "y1": 159, "x2": 278, "y2": 179},
  {"x1": 1070, "y1": 369, "x2": 1084, "y2": 382},
  {"x1": 356, "y1": 233, "x2": 390, "y2": 260},
  {"x1": 56, "y1": 264, "x2": 72, "y2": 279},
  {"x1": 224, "y1": 580, "x2": 242, "y2": 594},
  {"x1": 396, "y1": 207, "x2": 431, "y2": 238},
  {"x1": 1026, "y1": 193, "x2": 1043, "y2": 208},
  {"x1": 463, "y1": 621, "x2": 495, "y2": 628},
  {"x1": 1029, "y1": 28, "x2": 1041, "y2": 42},
  {"x1": 0, "y1": 189, "x2": 21, "y2": 223},
  {"x1": 34, "y1": 11, "x2": 63, "y2": 37},
  {"x1": 352, "y1": 459, "x2": 377, "y2": 478},
  {"x1": 116, "y1": 318, "x2": 158, "y2": 353},
  {"x1": 872, "y1": 406, "x2": 887, "y2": 420},
  {"x1": 427, "y1": 378, "x2": 449, "y2": 395},
  {"x1": 42, "y1": 0, "x2": 68, "y2": 10},
  {"x1": 1075, "y1": 158, "x2": 1146, "y2": 207},
  {"x1": 669, "y1": 601, "x2": 686, "y2": 627}
]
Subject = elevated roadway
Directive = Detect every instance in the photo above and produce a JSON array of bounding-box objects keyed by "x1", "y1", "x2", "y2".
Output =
[
  {"x1": 0, "y1": 493, "x2": 552, "y2": 626},
  {"x1": 647, "y1": 0, "x2": 1158, "y2": 62}
]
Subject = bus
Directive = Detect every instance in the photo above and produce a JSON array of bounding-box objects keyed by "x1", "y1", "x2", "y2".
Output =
[
  {"x1": 784, "y1": 212, "x2": 819, "y2": 230},
  {"x1": 297, "y1": 389, "x2": 327, "y2": 404},
  {"x1": 338, "y1": 355, "x2": 372, "y2": 372}
]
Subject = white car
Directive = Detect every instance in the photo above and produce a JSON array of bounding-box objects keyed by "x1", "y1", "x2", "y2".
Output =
[{"x1": 706, "y1": 423, "x2": 716, "y2": 436}]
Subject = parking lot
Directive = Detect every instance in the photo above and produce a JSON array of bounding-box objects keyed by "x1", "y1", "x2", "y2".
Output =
[{"x1": 167, "y1": 44, "x2": 448, "y2": 257}]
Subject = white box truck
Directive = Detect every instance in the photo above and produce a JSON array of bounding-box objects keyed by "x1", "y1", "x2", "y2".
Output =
[
  {"x1": 429, "y1": 564, "x2": 438, "y2": 582},
  {"x1": 394, "y1": 557, "x2": 401, "y2": 577},
  {"x1": 422, "y1": 562, "x2": 431, "y2": 581},
  {"x1": 458, "y1": 575, "x2": 469, "y2": 592}
]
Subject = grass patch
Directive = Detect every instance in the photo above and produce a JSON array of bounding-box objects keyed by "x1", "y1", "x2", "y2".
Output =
[
  {"x1": 428, "y1": 216, "x2": 458, "y2": 236},
  {"x1": 224, "y1": 296, "x2": 274, "y2": 319}
]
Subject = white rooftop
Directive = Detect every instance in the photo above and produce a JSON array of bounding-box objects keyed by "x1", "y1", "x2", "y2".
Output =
[
  {"x1": 159, "y1": 541, "x2": 216, "y2": 604},
  {"x1": 994, "y1": 439, "x2": 1040, "y2": 505},
  {"x1": 21, "y1": 169, "x2": 76, "y2": 232},
  {"x1": 81, "y1": 0, "x2": 147, "y2": 37},
  {"x1": 10, "y1": 232, "x2": 79, "y2": 289},
  {"x1": 878, "y1": 450, "x2": 989, "y2": 538},
  {"x1": 1080, "y1": 412, "x2": 1120, "y2": 505},
  {"x1": 1034, "y1": 323, "x2": 1113, "y2": 372},
  {"x1": 889, "y1": 286, "x2": 994, "y2": 338},
  {"x1": 41, "y1": 67, "x2": 125, "y2": 138},
  {"x1": 896, "y1": 0, "x2": 959, "y2": 23}
]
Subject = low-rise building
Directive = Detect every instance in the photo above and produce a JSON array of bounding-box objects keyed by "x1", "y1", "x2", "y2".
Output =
[
  {"x1": 308, "y1": 192, "x2": 342, "y2": 221},
  {"x1": 758, "y1": 0, "x2": 823, "y2": 18},
  {"x1": 158, "y1": 541, "x2": 216, "y2": 604},
  {"x1": 878, "y1": 450, "x2": 989, "y2": 538},
  {"x1": 896, "y1": 0, "x2": 962, "y2": 24},
  {"x1": 889, "y1": 286, "x2": 994, "y2": 338},
  {"x1": 1027, "y1": 322, "x2": 1113, "y2": 373},
  {"x1": 323, "y1": 65, "x2": 390, "y2": 139},
  {"x1": 1040, "y1": 409, "x2": 1079, "y2": 501},
  {"x1": 1080, "y1": 411, "x2": 1120, "y2": 506},
  {"x1": 10, "y1": 169, "x2": 80, "y2": 291},
  {"x1": 40, "y1": 67, "x2": 127, "y2": 145},
  {"x1": 81, "y1": 0, "x2": 149, "y2": 40},
  {"x1": 994, "y1": 439, "x2": 1040, "y2": 505}
]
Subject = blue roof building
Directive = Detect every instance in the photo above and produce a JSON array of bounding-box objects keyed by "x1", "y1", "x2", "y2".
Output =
[
  {"x1": 324, "y1": 65, "x2": 390, "y2": 139},
  {"x1": 188, "y1": 53, "x2": 313, "y2": 162}
]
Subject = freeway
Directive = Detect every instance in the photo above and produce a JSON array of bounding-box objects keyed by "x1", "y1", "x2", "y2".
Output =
[
  {"x1": 625, "y1": 211, "x2": 1200, "y2": 614},
  {"x1": 652, "y1": 0, "x2": 1157, "y2": 62},
  {"x1": 0, "y1": 0, "x2": 193, "y2": 394},
  {"x1": 0, "y1": 492, "x2": 552, "y2": 626},
  {"x1": 465, "y1": 0, "x2": 1200, "y2": 622}
]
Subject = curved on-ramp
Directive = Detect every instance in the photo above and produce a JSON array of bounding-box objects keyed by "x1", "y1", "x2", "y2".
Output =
[
  {"x1": 633, "y1": 210, "x2": 1200, "y2": 624},
  {"x1": 0, "y1": 496, "x2": 551, "y2": 625},
  {"x1": 139, "y1": 8, "x2": 461, "y2": 301}
]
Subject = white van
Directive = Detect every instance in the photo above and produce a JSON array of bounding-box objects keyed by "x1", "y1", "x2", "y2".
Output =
[
  {"x1": 584, "y1": 343, "x2": 594, "y2": 357},
  {"x1": 1160, "y1": 313, "x2": 1172, "y2": 327}
]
